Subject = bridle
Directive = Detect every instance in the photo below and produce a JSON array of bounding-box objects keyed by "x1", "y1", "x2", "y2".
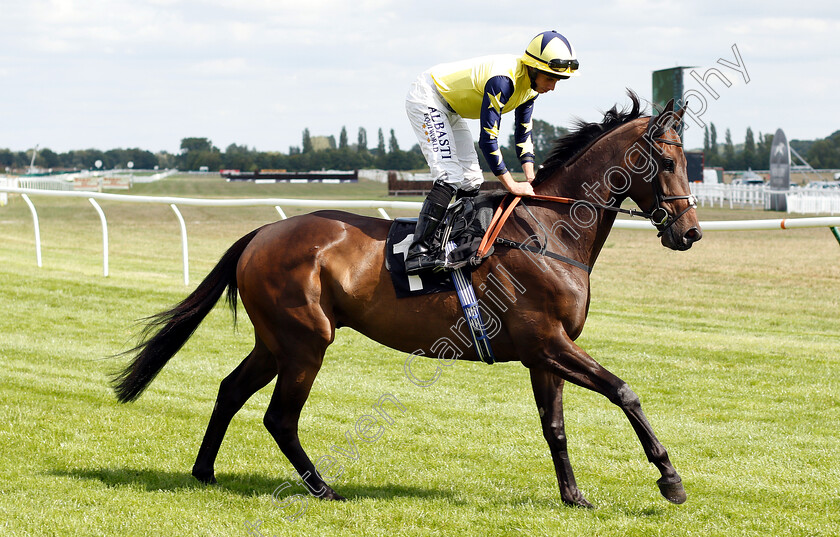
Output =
[{"x1": 645, "y1": 134, "x2": 697, "y2": 237}]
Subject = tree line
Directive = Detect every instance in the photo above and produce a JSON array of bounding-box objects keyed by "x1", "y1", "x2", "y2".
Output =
[
  {"x1": 0, "y1": 121, "x2": 571, "y2": 174},
  {"x1": 703, "y1": 124, "x2": 840, "y2": 170},
  {"x1": 3, "y1": 122, "x2": 839, "y2": 174}
]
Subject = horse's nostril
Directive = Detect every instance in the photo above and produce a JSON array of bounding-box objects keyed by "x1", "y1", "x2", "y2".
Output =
[{"x1": 684, "y1": 227, "x2": 702, "y2": 243}]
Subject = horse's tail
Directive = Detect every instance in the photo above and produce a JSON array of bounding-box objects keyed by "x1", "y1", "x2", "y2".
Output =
[{"x1": 112, "y1": 226, "x2": 264, "y2": 403}]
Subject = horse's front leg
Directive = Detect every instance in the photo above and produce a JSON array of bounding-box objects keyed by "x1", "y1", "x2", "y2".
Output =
[
  {"x1": 525, "y1": 332, "x2": 686, "y2": 505},
  {"x1": 529, "y1": 369, "x2": 592, "y2": 508}
]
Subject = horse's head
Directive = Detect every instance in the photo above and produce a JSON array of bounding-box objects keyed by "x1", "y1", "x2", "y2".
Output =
[
  {"x1": 626, "y1": 99, "x2": 703, "y2": 251},
  {"x1": 534, "y1": 91, "x2": 702, "y2": 251}
]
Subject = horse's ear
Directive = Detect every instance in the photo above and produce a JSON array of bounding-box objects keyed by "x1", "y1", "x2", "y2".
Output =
[
  {"x1": 647, "y1": 98, "x2": 675, "y2": 134},
  {"x1": 647, "y1": 99, "x2": 679, "y2": 137}
]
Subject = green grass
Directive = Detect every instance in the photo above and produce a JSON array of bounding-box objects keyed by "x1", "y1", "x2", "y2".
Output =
[{"x1": 1, "y1": 175, "x2": 838, "y2": 536}]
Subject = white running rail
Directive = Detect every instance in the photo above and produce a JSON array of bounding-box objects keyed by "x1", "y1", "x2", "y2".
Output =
[{"x1": 2, "y1": 186, "x2": 839, "y2": 285}]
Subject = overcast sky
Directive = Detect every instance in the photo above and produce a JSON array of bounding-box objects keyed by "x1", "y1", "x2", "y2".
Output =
[{"x1": 1, "y1": 0, "x2": 838, "y2": 158}]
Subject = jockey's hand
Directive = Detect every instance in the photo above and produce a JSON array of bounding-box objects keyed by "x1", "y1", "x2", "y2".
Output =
[
  {"x1": 508, "y1": 180, "x2": 535, "y2": 197},
  {"x1": 498, "y1": 171, "x2": 535, "y2": 197}
]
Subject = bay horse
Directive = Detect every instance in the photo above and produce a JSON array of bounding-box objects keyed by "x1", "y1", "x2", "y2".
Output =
[{"x1": 113, "y1": 92, "x2": 701, "y2": 508}]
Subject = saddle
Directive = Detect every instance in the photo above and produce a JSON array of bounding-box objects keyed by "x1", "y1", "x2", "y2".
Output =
[
  {"x1": 385, "y1": 192, "x2": 503, "y2": 298},
  {"x1": 419, "y1": 192, "x2": 504, "y2": 269}
]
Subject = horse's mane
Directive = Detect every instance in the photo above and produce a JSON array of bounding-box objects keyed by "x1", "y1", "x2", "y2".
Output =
[{"x1": 534, "y1": 89, "x2": 646, "y2": 185}]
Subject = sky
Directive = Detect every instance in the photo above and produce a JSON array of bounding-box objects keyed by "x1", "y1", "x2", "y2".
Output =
[{"x1": 1, "y1": 0, "x2": 839, "y2": 158}]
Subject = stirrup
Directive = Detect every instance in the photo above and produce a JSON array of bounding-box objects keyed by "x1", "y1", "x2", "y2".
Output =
[{"x1": 405, "y1": 253, "x2": 446, "y2": 275}]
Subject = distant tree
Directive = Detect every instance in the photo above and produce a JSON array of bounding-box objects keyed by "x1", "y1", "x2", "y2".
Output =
[
  {"x1": 357, "y1": 127, "x2": 368, "y2": 152},
  {"x1": 805, "y1": 130, "x2": 840, "y2": 168},
  {"x1": 339, "y1": 127, "x2": 348, "y2": 149},
  {"x1": 743, "y1": 127, "x2": 756, "y2": 169},
  {"x1": 756, "y1": 132, "x2": 772, "y2": 169},
  {"x1": 14, "y1": 151, "x2": 28, "y2": 168},
  {"x1": 156, "y1": 151, "x2": 176, "y2": 169},
  {"x1": 377, "y1": 128, "x2": 386, "y2": 155},
  {"x1": 38, "y1": 148, "x2": 61, "y2": 168},
  {"x1": 0, "y1": 148, "x2": 15, "y2": 169},
  {"x1": 388, "y1": 129, "x2": 400, "y2": 153},
  {"x1": 180, "y1": 137, "x2": 214, "y2": 153},
  {"x1": 178, "y1": 137, "x2": 221, "y2": 170},
  {"x1": 703, "y1": 125, "x2": 711, "y2": 155},
  {"x1": 724, "y1": 128, "x2": 735, "y2": 169},
  {"x1": 224, "y1": 143, "x2": 257, "y2": 171},
  {"x1": 709, "y1": 123, "x2": 719, "y2": 166},
  {"x1": 533, "y1": 119, "x2": 568, "y2": 163},
  {"x1": 67, "y1": 149, "x2": 106, "y2": 169},
  {"x1": 302, "y1": 128, "x2": 312, "y2": 153},
  {"x1": 104, "y1": 149, "x2": 124, "y2": 169},
  {"x1": 124, "y1": 148, "x2": 158, "y2": 169}
]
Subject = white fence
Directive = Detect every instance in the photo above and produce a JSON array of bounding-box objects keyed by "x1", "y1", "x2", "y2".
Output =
[
  {"x1": 690, "y1": 183, "x2": 767, "y2": 209},
  {"x1": 785, "y1": 189, "x2": 840, "y2": 215},
  {"x1": 3, "y1": 186, "x2": 840, "y2": 285},
  {"x1": 691, "y1": 183, "x2": 840, "y2": 215},
  {"x1": 0, "y1": 176, "x2": 10, "y2": 205},
  {"x1": 0, "y1": 170, "x2": 177, "y2": 203},
  {"x1": 14, "y1": 177, "x2": 75, "y2": 191},
  {"x1": 0, "y1": 187, "x2": 422, "y2": 285}
]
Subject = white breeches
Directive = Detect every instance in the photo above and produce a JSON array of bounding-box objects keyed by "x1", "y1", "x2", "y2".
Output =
[{"x1": 405, "y1": 72, "x2": 484, "y2": 191}]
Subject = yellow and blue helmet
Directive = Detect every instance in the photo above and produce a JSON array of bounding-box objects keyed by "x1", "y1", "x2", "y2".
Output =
[{"x1": 521, "y1": 31, "x2": 579, "y2": 77}]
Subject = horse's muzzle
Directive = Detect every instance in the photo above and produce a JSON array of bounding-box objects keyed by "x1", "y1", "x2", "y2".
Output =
[
  {"x1": 678, "y1": 226, "x2": 702, "y2": 250},
  {"x1": 662, "y1": 225, "x2": 702, "y2": 251}
]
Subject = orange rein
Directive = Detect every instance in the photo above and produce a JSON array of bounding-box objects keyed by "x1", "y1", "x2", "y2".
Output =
[{"x1": 475, "y1": 193, "x2": 577, "y2": 259}]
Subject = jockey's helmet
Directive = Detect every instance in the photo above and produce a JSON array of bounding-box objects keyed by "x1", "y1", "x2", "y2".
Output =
[{"x1": 521, "y1": 31, "x2": 579, "y2": 78}]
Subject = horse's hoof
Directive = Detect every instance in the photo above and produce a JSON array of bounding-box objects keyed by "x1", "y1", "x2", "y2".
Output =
[
  {"x1": 192, "y1": 467, "x2": 217, "y2": 485},
  {"x1": 657, "y1": 476, "x2": 686, "y2": 504},
  {"x1": 320, "y1": 489, "x2": 347, "y2": 502},
  {"x1": 563, "y1": 496, "x2": 594, "y2": 509}
]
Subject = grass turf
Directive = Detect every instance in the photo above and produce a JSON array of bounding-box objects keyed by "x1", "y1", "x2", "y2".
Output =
[{"x1": 0, "y1": 175, "x2": 838, "y2": 536}]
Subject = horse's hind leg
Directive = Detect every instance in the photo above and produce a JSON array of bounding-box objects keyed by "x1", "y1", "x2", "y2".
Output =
[
  {"x1": 192, "y1": 338, "x2": 277, "y2": 484},
  {"x1": 529, "y1": 369, "x2": 592, "y2": 508},
  {"x1": 263, "y1": 343, "x2": 345, "y2": 501}
]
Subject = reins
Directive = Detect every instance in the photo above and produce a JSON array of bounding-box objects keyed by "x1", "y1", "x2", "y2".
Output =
[
  {"x1": 476, "y1": 192, "x2": 656, "y2": 262},
  {"x1": 476, "y1": 135, "x2": 696, "y2": 263}
]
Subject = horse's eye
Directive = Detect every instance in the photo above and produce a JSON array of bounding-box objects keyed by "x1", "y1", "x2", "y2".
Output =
[{"x1": 662, "y1": 158, "x2": 675, "y2": 172}]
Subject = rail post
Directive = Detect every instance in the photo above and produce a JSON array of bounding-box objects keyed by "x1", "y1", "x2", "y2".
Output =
[
  {"x1": 170, "y1": 204, "x2": 189, "y2": 286},
  {"x1": 88, "y1": 198, "x2": 109, "y2": 277},
  {"x1": 21, "y1": 194, "x2": 42, "y2": 268}
]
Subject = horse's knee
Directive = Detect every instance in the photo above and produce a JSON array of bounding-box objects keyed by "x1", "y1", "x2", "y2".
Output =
[
  {"x1": 613, "y1": 383, "x2": 641, "y2": 409},
  {"x1": 262, "y1": 411, "x2": 284, "y2": 431},
  {"x1": 216, "y1": 374, "x2": 240, "y2": 401},
  {"x1": 263, "y1": 412, "x2": 295, "y2": 441},
  {"x1": 542, "y1": 422, "x2": 568, "y2": 448}
]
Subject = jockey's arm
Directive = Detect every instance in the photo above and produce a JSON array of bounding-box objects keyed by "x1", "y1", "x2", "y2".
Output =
[{"x1": 522, "y1": 161, "x2": 536, "y2": 183}]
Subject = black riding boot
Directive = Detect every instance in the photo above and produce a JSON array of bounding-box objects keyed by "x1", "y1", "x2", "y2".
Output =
[{"x1": 405, "y1": 181, "x2": 455, "y2": 275}]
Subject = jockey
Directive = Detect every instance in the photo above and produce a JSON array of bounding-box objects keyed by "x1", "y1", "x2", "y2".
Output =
[{"x1": 403, "y1": 30, "x2": 579, "y2": 274}]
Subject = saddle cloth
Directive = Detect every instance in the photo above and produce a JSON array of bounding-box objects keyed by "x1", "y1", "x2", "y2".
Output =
[{"x1": 384, "y1": 193, "x2": 502, "y2": 298}]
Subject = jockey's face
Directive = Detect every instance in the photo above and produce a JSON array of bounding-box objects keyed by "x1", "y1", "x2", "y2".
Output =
[{"x1": 529, "y1": 69, "x2": 564, "y2": 94}]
